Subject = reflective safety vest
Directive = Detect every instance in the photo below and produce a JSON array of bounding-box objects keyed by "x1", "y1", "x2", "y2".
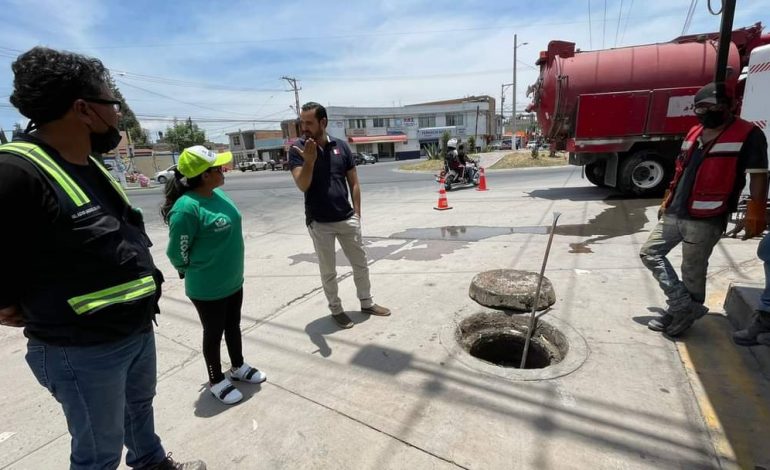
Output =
[
  {"x1": 664, "y1": 118, "x2": 755, "y2": 218},
  {"x1": 0, "y1": 141, "x2": 157, "y2": 318}
]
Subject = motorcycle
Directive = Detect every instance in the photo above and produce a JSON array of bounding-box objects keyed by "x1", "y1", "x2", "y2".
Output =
[{"x1": 435, "y1": 158, "x2": 481, "y2": 191}]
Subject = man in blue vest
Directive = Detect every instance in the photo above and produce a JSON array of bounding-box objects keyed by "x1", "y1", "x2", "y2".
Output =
[
  {"x1": 640, "y1": 82, "x2": 768, "y2": 337},
  {"x1": 0, "y1": 47, "x2": 205, "y2": 470}
]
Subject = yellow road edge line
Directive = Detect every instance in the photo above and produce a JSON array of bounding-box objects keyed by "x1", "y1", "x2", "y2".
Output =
[{"x1": 676, "y1": 341, "x2": 739, "y2": 469}]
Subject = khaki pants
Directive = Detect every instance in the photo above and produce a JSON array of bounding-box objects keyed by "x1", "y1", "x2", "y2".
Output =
[{"x1": 308, "y1": 215, "x2": 373, "y2": 314}]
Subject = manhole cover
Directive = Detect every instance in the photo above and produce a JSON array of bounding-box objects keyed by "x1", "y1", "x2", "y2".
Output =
[{"x1": 457, "y1": 312, "x2": 567, "y2": 369}]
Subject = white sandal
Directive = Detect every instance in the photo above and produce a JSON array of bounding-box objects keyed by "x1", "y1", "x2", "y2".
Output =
[
  {"x1": 210, "y1": 378, "x2": 243, "y2": 405},
  {"x1": 229, "y1": 363, "x2": 267, "y2": 384}
]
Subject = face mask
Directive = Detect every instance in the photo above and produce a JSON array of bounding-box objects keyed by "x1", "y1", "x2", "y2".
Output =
[
  {"x1": 696, "y1": 109, "x2": 727, "y2": 129},
  {"x1": 88, "y1": 105, "x2": 122, "y2": 153},
  {"x1": 90, "y1": 126, "x2": 122, "y2": 153}
]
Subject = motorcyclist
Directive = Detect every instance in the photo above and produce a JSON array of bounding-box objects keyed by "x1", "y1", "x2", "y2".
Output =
[
  {"x1": 456, "y1": 142, "x2": 477, "y2": 183},
  {"x1": 445, "y1": 138, "x2": 465, "y2": 182}
]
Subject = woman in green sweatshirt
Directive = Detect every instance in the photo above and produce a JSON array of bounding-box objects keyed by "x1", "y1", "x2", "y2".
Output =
[{"x1": 161, "y1": 146, "x2": 265, "y2": 405}]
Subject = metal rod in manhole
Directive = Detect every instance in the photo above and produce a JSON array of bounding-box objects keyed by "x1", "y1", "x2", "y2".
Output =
[{"x1": 520, "y1": 212, "x2": 561, "y2": 369}]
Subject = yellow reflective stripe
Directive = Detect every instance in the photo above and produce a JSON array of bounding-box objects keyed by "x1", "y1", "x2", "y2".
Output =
[
  {"x1": 0, "y1": 143, "x2": 90, "y2": 206},
  {"x1": 89, "y1": 156, "x2": 131, "y2": 205},
  {"x1": 67, "y1": 276, "x2": 156, "y2": 316}
]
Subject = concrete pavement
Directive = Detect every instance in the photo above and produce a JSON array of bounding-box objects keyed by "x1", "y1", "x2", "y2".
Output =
[{"x1": 1, "y1": 165, "x2": 768, "y2": 469}]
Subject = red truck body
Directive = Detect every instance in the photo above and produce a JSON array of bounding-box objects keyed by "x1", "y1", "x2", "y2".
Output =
[{"x1": 527, "y1": 23, "x2": 770, "y2": 196}]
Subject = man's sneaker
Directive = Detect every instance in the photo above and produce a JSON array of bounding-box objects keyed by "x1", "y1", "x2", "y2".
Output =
[
  {"x1": 229, "y1": 363, "x2": 266, "y2": 384},
  {"x1": 332, "y1": 312, "x2": 354, "y2": 329},
  {"x1": 647, "y1": 313, "x2": 673, "y2": 332},
  {"x1": 146, "y1": 453, "x2": 207, "y2": 470},
  {"x1": 733, "y1": 310, "x2": 770, "y2": 346},
  {"x1": 362, "y1": 304, "x2": 391, "y2": 316},
  {"x1": 209, "y1": 378, "x2": 243, "y2": 405}
]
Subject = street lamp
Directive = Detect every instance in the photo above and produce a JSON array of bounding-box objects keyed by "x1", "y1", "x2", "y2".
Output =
[{"x1": 513, "y1": 35, "x2": 528, "y2": 148}]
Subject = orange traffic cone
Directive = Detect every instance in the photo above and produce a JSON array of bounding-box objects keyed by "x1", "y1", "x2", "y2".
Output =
[
  {"x1": 476, "y1": 166, "x2": 488, "y2": 191},
  {"x1": 434, "y1": 177, "x2": 453, "y2": 211}
]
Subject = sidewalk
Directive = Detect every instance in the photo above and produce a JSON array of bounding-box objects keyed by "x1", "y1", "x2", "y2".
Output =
[{"x1": 2, "y1": 176, "x2": 768, "y2": 469}]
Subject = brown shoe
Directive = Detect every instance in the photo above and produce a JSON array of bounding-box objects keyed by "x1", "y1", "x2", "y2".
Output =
[
  {"x1": 362, "y1": 304, "x2": 391, "y2": 316},
  {"x1": 331, "y1": 312, "x2": 354, "y2": 329}
]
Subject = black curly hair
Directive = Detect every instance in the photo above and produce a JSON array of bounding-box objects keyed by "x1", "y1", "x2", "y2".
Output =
[{"x1": 9, "y1": 47, "x2": 110, "y2": 125}]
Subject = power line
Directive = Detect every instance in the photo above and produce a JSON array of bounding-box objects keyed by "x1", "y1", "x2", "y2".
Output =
[
  {"x1": 615, "y1": 0, "x2": 624, "y2": 47},
  {"x1": 682, "y1": 0, "x2": 698, "y2": 35},
  {"x1": 113, "y1": 70, "x2": 284, "y2": 93},
  {"x1": 116, "y1": 79, "x2": 273, "y2": 118},
  {"x1": 620, "y1": 0, "x2": 635, "y2": 44},
  {"x1": 602, "y1": 0, "x2": 608, "y2": 48},
  {"x1": 588, "y1": 0, "x2": 593, "y2": 49}
]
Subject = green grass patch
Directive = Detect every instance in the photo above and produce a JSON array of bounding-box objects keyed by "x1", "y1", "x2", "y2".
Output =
[
  {"x1": 490, "y1": 151, "x2": 568, "y2": 169},
  {"x1": 399, "y1": 159, "x2": 444, "y2": 172}
]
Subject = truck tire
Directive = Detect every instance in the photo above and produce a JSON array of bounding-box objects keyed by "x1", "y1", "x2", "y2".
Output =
[
  {"x1": 618, "y1": 150, "x2": 672, "y2": 197},
  {"x1": 584, "y1": 162, "x2": 606, "y2": 187},
  {"x1": 250, "y1": 165, "x2": 256, "y2": 171}
]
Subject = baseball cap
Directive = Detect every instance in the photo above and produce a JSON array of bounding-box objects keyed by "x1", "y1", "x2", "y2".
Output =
[
  {"x1": 694, "y1": 82, "x2": 733, "y2": 106},
  {"x1": 177, "y1": 145, "x2": 232, "y2": 178}
]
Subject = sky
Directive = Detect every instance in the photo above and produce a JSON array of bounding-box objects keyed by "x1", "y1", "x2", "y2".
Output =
[{"x1": 1, "y1": 0, "x2": 768, "y2": 143}]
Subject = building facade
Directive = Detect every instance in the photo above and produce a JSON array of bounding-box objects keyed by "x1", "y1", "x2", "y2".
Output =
[
  {"x1": 227, "y1": 129, "x2": 284, "y2": 164},
  {"x1": 323, "y1": 96, "x2": 496, "y2": 160}
]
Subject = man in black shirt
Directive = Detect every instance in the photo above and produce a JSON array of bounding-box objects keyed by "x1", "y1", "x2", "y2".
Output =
[
  {"x1": 0, "y1": 47, "x2": 204, "y2": 470},
  {"x1": 290, "y1": 102, "x2": 391, "y2": 328},
  {"x1": 640, "y1": 82, "x2": 768, "y2": 337}
]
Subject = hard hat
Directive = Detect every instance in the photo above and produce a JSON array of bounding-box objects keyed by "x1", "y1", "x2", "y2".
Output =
[{"x1": 447, "y1": 138, "x2": 458, "y2": 149}]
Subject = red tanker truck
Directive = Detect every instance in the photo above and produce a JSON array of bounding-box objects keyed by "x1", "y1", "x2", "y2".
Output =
[{"x1": 527, "y1": 23, "x2": 770, "y2": 196}]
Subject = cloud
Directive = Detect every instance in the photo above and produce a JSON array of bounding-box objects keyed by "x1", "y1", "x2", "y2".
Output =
[{"x1": 1, "y1": 0, "x2": 768, "y2": 142}]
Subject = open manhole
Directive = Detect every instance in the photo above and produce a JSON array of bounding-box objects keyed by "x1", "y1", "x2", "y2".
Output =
[{"x1": 457, "y1": 312, "x2": 568, "y2": 370}]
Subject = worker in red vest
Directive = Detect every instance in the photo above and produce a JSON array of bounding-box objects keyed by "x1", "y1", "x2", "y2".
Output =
[{"x1": 640, "y1": 82, "x2": 768, "y2": 337}]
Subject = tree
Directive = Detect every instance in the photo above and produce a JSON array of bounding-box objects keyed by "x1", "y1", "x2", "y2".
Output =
[
  {"x1": 440, "y1": 130, "x2": 451, "y2": 160},
  {"x1": 106, "y1": 76, "x2": 148, "y2": 146},
  {"x1": 164, "y1": 117, "x2": 206, "y2": 152},
  {"x1": 467, "y1": 136, "x2": 477, "y2": 154}
]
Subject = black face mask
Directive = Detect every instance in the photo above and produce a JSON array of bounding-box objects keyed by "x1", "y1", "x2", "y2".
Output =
[
  {"x1": 697, "y1": 109, "x2": 727, "y2": 129},
  {"x1": 88, "y1": 106, "x2": 122, "y2": 153},
  {"x1": 90, "y1": 126, "x2": 122, "y2": 153}
]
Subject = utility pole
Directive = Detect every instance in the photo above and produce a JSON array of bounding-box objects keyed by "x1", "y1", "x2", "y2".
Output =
[
  {"x1": 282, "y1": 76, "x2": 302, "y2": 137},
  {"x1": 500, "y1": 82, "x2": 513, "y2": 140},
  {"x1": 281, "y1": 76, "x2": 301, "y2": 119},
  {"x1": 513, "y1": 33, "x2": 517, "y2": 147}
]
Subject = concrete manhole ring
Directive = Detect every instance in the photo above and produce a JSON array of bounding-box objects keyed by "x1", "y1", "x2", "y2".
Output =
[{"x1": 440, "y1": 311, "x2": 589, "y2": 381}]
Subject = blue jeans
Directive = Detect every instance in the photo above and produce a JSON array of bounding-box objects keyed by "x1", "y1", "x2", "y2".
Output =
[
  {"x1": 25, "y1": 331, "x2": 166, "y2": 470},
  {"x1": 639, "y1": 214, "x2": 724, "y2": 313},
  {"x1": 757, "y1": 231, "x2": 770, "y2": 312}
]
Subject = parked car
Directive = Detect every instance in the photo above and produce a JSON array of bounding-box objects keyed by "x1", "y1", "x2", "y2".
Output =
[
  {"x1": 238, "y1": 159, "x2": 270, "y2": 171},
  {"x1": 353, "y1": 152, "x2": 376, "y2": 165},
  {"x1": 154, "y1": 165, "x2": 176, "y2": 184}
]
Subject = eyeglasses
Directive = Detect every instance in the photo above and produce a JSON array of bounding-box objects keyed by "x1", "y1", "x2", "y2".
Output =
[
  {"x1": 693, "y1": 104, "x2": 722, "y2": 115},
  {"x1": 83, "y1": 97, "x2": 123, "y2": 113}
]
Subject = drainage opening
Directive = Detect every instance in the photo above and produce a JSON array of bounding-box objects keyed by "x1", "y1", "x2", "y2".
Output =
[
  {"x1": 469, "y1": 332, "x2": 551, "y2": 369},
  {"x1": 457, "y1": 312, "x2": 568, "y2": 370}
]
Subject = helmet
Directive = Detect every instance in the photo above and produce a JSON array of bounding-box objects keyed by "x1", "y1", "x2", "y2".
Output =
[{"x1": 447, "y1": 138, "x2": 458, "y2": 149}]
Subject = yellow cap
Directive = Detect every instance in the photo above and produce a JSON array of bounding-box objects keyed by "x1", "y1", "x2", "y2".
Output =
[{"x1": 177, "y1": 145, "x2": 232, "y2": 178}]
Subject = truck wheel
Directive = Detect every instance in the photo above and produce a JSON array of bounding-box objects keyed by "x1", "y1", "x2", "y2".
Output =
[
  {"x1": 250, "y1": 165, "x2": 256, "y2": 171},
  {"x1": 619, "y1": 150, "x2": 671, "y2": 197},
  {"x1": 585, "y1": 162, "x2": 606, "y2": 187}
]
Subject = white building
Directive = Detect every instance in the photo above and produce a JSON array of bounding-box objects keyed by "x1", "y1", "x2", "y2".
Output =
[{"x1": 325, "y1": 96, "x2": 496, "y2": 160}]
